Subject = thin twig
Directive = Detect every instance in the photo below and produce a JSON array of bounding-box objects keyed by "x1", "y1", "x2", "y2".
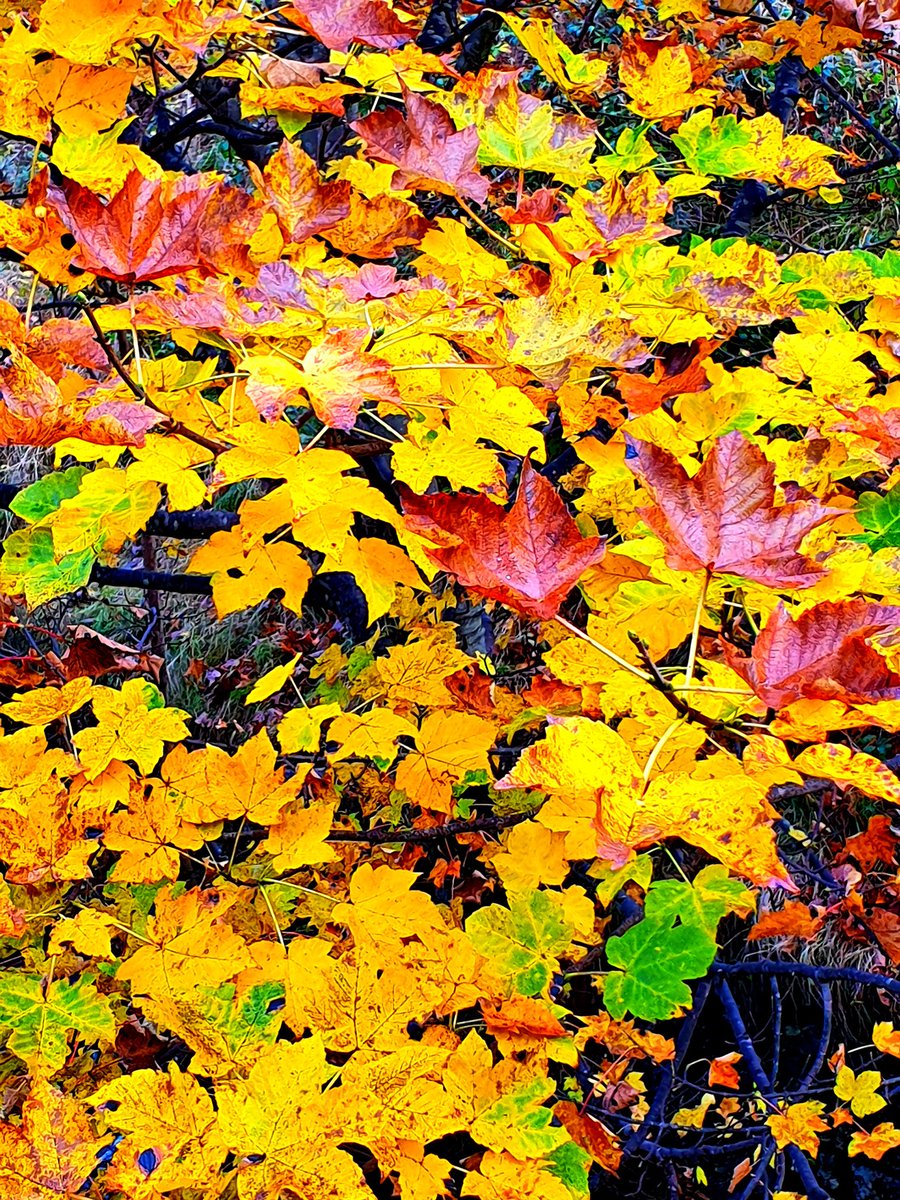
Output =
[{"x1": 80, "y1": 304, "x2": 229, "y2": 456}]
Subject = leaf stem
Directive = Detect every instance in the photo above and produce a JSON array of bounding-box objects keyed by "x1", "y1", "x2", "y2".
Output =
[
  {"x1": 685, "y1": 569, "x2": 711, "y2": 690},
  {"x1": 554, "y1": 614, "x2": 651, "y2": 682},
  {"x1": 456, "y1": 197, "x2": 522, "y2": 256},
  {"x1": 258, "y1": 882, "x2": 286, "y2": 951},
  {"x1": 642, "y1": 717, "x2": 687, "y2": 783}
]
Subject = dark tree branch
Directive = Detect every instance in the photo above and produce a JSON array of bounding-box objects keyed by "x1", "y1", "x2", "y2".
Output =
[
  {"x1": 723, "y1": 57, "x2": 803, "y2": 237},
  {"x1": 325, "y1": 810, "x2": 534, "y2": 844},
  {"x1": 90, "y1": 565, "x2": 212, "y2": 595},
  {"x1": 796, "y1": 983, "x2": 832, "y2": 1093},
  {"x1": 716, "y1": 978, "x2": 832, "y2": 1200},
  {"x1": 712, "y1": 958, "x2": 900, "y2": 996},
  {"x1": 624, "y1": 979, "x2": 712, "y2": 1157}
]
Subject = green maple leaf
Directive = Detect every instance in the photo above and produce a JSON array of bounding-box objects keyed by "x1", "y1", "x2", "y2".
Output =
[
  {"x1": 670, "y1": 111, "x2": 757, "y2": 178},
  {"x1": 465, "y1": 889, "x2": 574, "y2": 996},
  {"x1": 643, "y1": 865, "x2": 755, "y2": 934},
  {"x1": 174, "y1": 981, "x2": 285, "y2": 1074},
  {"x1": 0, "y1": 527, "x2": 94, "y2": 606},
  {"x1": 0, "y1": 974, "x2": 115, "y2": 1072},
  {"x1": 9, "y1": 466, "x2": 88, "y2": 524},
  {"x1": 604, "y1": 914, "x2": 714, "y2": 1022},
  {"x1": 852, "y1": 487, "x2": 900, "y2": 553},
  {"x1": 602, "y1": 871, "x2": 747, "y2": 1021}
]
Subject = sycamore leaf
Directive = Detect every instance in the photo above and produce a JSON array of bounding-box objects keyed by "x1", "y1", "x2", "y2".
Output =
[
  {"x1": 627, "y1": 430, "x2": 838, "y2": 587},
  {"x1": 0, "y1": 527, "x2": 95, "y2": 606},
  {"x1": 288, "y1": 0, "x2": 414, "y2": 51},
  {"x1": 477, "y1": 80, "x2": 599, "y2": 186},
  {"x1": 163, "y1": 981, "x2": 285, "y2": 1079},
  {"x1": 504, "y1": 16, "x2": 608, "y2": 101},
  {"x1": 295, "y1": 328, "x2": 402, "y2": 431},
  {"x1": 91, "y1": 1063, "x2": 228, "y2": 1194},
  {"x1": 189, "y1": 528, "x2": 311, "y2": 618},
  {"x1": 49, "y1": 170, "x2": 225, "y2": 282},
  {"x1": 160, "y1": 730, "x2": 307, "y2": 825},
  {"x1": 395, "y1": 709, "x2": 497, "y2": 813},
  {"x1": 603, "y1": 887, "x2": 717, "y2": 1021},
  {"x1": 72, "y1": 678, "x2": 189, "y2": 780},
  {"x1": 723, "y1": 599, "x2": 900, "y2": 709},
  {"x1": 472, "y1": 1075, "x2": 569, "y2": 1159},
  {"x1": 462, "y1": 1150, "x2": 574, "y2": 1200},
  {"x1": 0, "y1": 676, "x2": 94, "y2": 725},
  {"x1": 497, "y1": 717, "x2": 791, "y2": 888},
  {"x1": 0, "y1": 973, "x2": 115, "y2": 1073},
  {"x1": 48, "y1": 909, "x2": 119, "y2": 958},
  {"x1": 873, "y1": 1021, "x2": 900, "y2": 1058},
  {"x1": 618, "y1": 38, "x2": 718, "y2": 120},
  {"x1": 248, "y1": 137, "x2": 350, "y2": 244},
  {"x1": 118, "y1": 885, "x2": 253, "y2": 1004},
  {"x1": 849, "y1": 1123, "x2": 900, "y2": 1160},
  {"x1": 401, "y1": 459, "x2": 605, "y2": 620},
  {"x1": 0, "y1": 1079, "x2": 107, "y2": 1198},
  {"x1": 103, "y1": 785, "x2": 205, "y2": 883},
  {"x1": 260, "y1": 797, "x2": 338, "y2": 872},
  {"x1": 215, "y1": 1038, "x2": 370, "y2": 1199}
]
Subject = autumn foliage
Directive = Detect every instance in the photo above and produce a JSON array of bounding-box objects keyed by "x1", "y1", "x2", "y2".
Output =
[{"x1": 2, "y1": 0, "x2": 900, "y2": 1197}]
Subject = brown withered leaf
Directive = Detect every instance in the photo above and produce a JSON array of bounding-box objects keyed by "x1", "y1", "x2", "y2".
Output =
[{"x1": 843, "y1": 815, "x2": 899, "y2": 872}]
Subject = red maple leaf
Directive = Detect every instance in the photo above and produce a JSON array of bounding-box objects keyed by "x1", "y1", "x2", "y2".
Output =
[
  {"x1": 351, "y1": 90, "x2": 489, "y2": 203},
  {"x1": 48, "y1": 171, "x2": 224, "y2": 283},
  {"x1": 400, "y1": 459, "x2": 605, "y2": 619},
  {"x1": 289, "y1": 0, "x2": 415, "y2": 51},
  {"x1": 723, "y1": 599, "x2": 900, "y2": 708},
  {"x1": 627, "y1": 430, "x2": 838, "y2": 588}
]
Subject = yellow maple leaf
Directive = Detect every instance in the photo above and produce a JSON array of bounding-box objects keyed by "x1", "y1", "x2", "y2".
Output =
[
  {"x1": 72, "y1": 679, "x2": 189, "y2": 780},
  {"x1": 395, "y1": 709, "x2": 496, "y2": 813},
  {"x1": 0, "y1": 676, "x2": 94, "y2": 726},
  {"x1": 91, "y1": 1064, "x2": 227, "y2": 1195},
  {"x1": 766, "y1": 1100, "x2": 829, "y2": 1156},
  {"x1": 835, "y1": 1066, "x2": 887, "y2": 1117}
]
